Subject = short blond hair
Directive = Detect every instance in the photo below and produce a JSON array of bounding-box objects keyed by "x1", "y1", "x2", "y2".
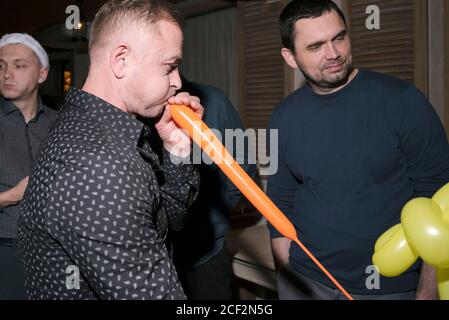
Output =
[{"x1": 89, "y1": 0, "x2": 184, "y2": 57}]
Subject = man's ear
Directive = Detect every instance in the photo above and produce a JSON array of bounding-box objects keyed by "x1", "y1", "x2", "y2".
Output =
[
  {"x1": 37, "y1": 68, "x2": 48, "y2": 84},
  {"x1": 110, "y1": 43, "x2": 130, "y2": 79},
  {"x1": 281, "y1": 47, "x2": 299, "y2": 70}
]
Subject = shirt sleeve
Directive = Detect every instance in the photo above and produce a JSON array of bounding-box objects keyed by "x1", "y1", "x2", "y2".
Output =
[
  {"x1": 160, "y1": 148, "x2": 200, "y2": 231},
  {"x1": 45, "y1": 151, "x2": 186, "y2": 300},
  {"x1": 266, "y1": 113, "x2": 298, "y2": 239},
  {"x1": 398, "y1": 85, "x2": 449, "y2": 197}
]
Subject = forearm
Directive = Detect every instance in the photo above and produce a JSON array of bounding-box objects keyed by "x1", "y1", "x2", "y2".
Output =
[
  {"x1": 161, "y1": 149, "x2": 200, "y2": 230},
  {"x1": 163, "y1": 140, "x2": 192, "y2": 159},
  {"x1": 161, "y1": 149, "x2": 199, "y2": 193},
  {"x1": 0, "y1": 188, "x2": 20, "y2": 209},
  {"x1": 416, "y1": 262, "x2": 439, "y2": 300}
]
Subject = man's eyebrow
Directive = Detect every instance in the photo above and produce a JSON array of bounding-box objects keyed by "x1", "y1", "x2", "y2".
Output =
[
  {"x1": 306, "y1": 38, "x2": 325, "y2": 49},
  {"x1": 332, "y1": 30, "x2": 347, "y2": 41},
  {"x1": 0, "y1": 58, "x2": 28, "y2": 63},
  {"x1": 164, "y1": 57, "x2": 182, "y2": 64}
]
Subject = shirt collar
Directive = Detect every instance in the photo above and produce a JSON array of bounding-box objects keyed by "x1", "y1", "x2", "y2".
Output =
[
  {"x1": 0, "y1": 96, "x2": 50, "y2": 118},
  {"x1": 0, "y1": 96, "x2": 19, "y2": 116},
  {"x1": 36, "y1": 96, "x2": 48, "y2": 116},
  {"x1": 64, "y1": 87, "x2": 145, "y2": 145}
]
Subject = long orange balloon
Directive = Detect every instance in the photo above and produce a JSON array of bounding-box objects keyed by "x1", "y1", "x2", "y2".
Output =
[{"x1": 171, "y1": 104, "x2": 354, "y2": 300}]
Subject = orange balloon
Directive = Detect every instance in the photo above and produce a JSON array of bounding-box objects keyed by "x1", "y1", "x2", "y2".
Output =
[{"x1": 170, "y1": 104, "x2": 354, "y2": 300}]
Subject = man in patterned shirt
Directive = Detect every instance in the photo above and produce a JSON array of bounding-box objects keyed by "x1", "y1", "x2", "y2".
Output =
[{"x1": 18, "y1": 0, "x2": 203, "y2": 299}]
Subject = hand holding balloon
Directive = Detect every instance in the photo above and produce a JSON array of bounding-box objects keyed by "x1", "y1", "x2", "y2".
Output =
[
  {"x1": 155, "y1": 93, "x2": 204, "y2": 158},
  {"x1": 373, "y1": 183, "x2": 449, "y2": 299}
]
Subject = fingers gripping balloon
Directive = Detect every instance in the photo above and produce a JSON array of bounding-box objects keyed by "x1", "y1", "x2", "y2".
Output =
[
  {"x1": 372, "y1": 183, "x2": 449, "y2": 300},
  {"x1": 171, "y1": 104, "x2": 354, "y2": 300}
]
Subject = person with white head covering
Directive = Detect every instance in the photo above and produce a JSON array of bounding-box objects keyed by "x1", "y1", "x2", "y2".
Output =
[
  {"x1": 0, "y1": 33, "x2": 49, "y2": 69},
  {"x1": 0, "y1": 33, "x2": 57, "y2": 299}
]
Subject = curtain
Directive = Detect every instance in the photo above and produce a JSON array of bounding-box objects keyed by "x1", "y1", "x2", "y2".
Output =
[{"x1": 180, "y1": 7, "x2": 238, "y2": 109}]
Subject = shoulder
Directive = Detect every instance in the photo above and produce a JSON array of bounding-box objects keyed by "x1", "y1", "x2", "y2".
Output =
[
  {"x1": 43, "y1": 105, "x2": 58, "y2": 121},
  {"x1": 46, "y1": 103, "x2": 107, "y2": 152},
  {"x1": 358, "y1": 69, "x2": 413, "y2": 95},
  {"x1": 361, "y1": 70, "x2": 432, "y2": 109},
  {"x1": 269, "y1": 87, "x2": 307, "y2": 127}
]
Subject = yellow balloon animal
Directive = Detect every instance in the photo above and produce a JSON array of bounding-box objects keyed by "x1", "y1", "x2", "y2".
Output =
[{"x1": 372, "y1": 183, "x2": 449, "y2": 300}]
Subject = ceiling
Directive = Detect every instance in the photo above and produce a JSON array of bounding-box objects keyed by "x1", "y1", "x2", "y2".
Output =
[
  {"x1": 0, "y1": 0, "x2": 190, "y2": 37},
  {"x1": 0, "y1": 0, "x2": 103, "y2": 36},
  {"x1": 0, "y1": 0, "x2": 236, "y2": 51}
]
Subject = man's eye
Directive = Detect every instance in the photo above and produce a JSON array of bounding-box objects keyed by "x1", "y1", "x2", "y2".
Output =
[
  {"x1": 166, "y1": 64, "x2": 178, "y2": 73},
  {"x1": 16, "y1": 65, "x2": 26, "y2": 69},
  {"x1": 309, "y1": 45, "x2": 321, "y2": 51}
]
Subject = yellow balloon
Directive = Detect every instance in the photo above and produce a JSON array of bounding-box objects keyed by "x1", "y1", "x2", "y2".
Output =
[
  {"x1": 372, "y1": 224, "x2": 418, "y2": 277},
  {"x1": 401, "y1": 198, "x2": 449, "y2": 267},
  {"x1": 437, "y1": 268, "x2": 449, "y2": 300},
  {"x1": 433, "y1": 183, "x2": 449, "y2": 224},
  {"x1": 444, "y1": 210, "x2": 449, "y2": 225},
  {"x1": 432, "y1": 182, "x2": 449, "y2": 212},
  {"x1": 374, "y1": 224, "x2": 401, "y2": 252}
]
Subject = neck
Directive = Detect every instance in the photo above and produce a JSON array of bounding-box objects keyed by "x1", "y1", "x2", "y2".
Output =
[
  {"x1": 311, "y1": 68, "x2": 359, "y2": 95},
  {"x1": 13, "y1": 90, "x2": 39, "y2": 123},
  {"x1": 82, "y1": 69, "x2": 128, "y2": 113}
]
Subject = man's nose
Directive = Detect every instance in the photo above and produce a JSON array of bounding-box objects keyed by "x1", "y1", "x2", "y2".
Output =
[
  {"x1": 171, "y1": 69, "x2": 182, "y2": 91},
  {"x1": 2, "y1": 66, "x2": 13, "y2": 80},
  {"x1": 325, "y1": 43, "x2": 341, "y2": 61}
]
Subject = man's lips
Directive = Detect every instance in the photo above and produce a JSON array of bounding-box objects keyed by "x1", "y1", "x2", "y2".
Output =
[{"x1": 324, "y1": 61, "x2": 345, "y2": 72}]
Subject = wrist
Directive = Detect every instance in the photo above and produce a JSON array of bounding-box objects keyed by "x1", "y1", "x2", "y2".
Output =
[{"x1": 163, "y1": 142, "x2": 191, "y2": 159}]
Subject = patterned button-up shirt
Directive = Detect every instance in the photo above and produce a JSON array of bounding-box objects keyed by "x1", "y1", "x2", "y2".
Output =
[{"x1": 18, "y1": 88, "x2": 199, "y2": 300}]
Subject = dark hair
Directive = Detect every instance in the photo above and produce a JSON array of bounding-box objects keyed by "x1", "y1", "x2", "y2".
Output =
[
  {"x1": 89, "y1": 0, "x2": 185, "y2": 54},
  {"x1": 280, "y1": 0, "x2": 347, "y2": 53}
]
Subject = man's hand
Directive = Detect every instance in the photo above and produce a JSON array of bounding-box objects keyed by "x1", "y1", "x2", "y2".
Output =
[
  {"x1": 0, "y1": 176, "x2": 29, "y2": 209},
  {"x1": 155, "y1": 92, "x2": 204, "y2": 158},
  {"x1": 415, "y1": 263, "x2": 439, "y2": 300}
]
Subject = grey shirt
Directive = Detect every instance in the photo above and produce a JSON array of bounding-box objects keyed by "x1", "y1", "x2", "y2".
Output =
[{"x1": 0, "y1": 96, "x2": 57, "y2": 238}]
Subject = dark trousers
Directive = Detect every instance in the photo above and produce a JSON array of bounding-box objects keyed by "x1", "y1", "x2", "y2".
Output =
[
  {"x1": 177, "y1": 247, "x2": 233, "y2": 300},
  {"x1": 277, "y1": 266, "x2": 416, "y2": 300},
  {"x1": 0, "y1": 245, "x2": 26, "y2": 300}
]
